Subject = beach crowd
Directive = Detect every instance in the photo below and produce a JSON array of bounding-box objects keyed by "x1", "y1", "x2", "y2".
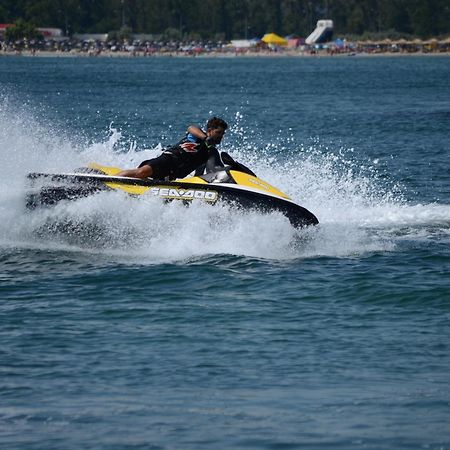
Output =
[{"x1": 1, "y1": 35, "x2": 449, "y2": 57}]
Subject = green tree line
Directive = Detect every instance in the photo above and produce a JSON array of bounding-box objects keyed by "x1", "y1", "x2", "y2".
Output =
[{"x1": 0, "y1": 0, "x2": 448, "y2": 39}]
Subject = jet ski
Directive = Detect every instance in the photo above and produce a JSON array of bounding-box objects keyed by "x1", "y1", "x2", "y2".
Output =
[{"x1": 26, "y1": 153, "x2": 318, "y2": 228}]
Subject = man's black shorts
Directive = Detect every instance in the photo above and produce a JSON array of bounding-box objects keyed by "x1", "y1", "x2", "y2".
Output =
[{"x1": 138, "y1": 153, "x2": 175, "y2": 180}]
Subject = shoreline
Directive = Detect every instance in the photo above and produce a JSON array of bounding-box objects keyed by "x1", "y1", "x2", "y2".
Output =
[{"x1": 1, "y1": 49, "x2": 449, "y2": 58}]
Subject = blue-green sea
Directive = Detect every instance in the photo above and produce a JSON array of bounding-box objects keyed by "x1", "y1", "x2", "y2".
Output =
[{"x1": 0, "y1": 55, "x2": 449, "y2": 449}]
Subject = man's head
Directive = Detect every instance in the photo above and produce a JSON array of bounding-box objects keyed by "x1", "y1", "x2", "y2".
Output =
[{"x1": 206, "y1": 117, "x2": 228, "y2": 145}]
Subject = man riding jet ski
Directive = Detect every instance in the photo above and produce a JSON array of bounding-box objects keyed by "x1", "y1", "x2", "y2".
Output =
[
  {"x1": 117, "y1": 117, "x2": 228, "y2": 180},
  {"x1": 26, "y1": 118, "x2": 319, "y2": 228}
]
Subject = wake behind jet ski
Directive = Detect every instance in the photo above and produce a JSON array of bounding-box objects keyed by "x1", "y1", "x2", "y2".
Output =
[{"x1": 26, "y1": 152, "x2": 319, "y2": 229}]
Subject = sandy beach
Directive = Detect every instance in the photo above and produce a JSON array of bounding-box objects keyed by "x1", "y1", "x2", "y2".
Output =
[{"x1": 2, "y1": 48, "x2": 449, "y2": 58}]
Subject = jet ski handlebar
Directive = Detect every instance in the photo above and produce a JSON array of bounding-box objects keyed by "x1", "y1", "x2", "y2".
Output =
[{"x1": 220, "y1": 152, "x2": 256, "y2": 177}]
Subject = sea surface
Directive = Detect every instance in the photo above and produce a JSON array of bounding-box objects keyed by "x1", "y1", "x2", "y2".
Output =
[{"x1": 0, "y1": 54, "x2": 449, "y2": 449}]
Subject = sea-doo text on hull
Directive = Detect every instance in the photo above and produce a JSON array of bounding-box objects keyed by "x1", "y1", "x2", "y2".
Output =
[{"x1": 26, "y1": 156, "x2": 319, "y2": 228}]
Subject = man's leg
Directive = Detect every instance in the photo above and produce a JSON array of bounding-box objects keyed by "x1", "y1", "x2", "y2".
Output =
[{"x1": 117, "y1": 165, "x2": 153, "y2": 179}]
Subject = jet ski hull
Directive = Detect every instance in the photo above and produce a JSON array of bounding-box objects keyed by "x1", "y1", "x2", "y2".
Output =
[{"x1": 26, "y1": 168, "x2": 319, "y2": 228}]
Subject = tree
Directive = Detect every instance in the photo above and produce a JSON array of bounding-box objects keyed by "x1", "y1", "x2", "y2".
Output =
[
  {"x1": 5, "y1": 19, "x2": 42, "y2": 41},
  {"x1": 347, "y1": 4, "x2": 365, "y2": 35},
  {"x1": 0, "y1": 0, "x2": 448, "y2": 39}
]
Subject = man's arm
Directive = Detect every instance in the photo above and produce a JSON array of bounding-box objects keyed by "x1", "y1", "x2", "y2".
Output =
[{"x1": 187, "y1": 125, "x2": 207, "y2": 140}]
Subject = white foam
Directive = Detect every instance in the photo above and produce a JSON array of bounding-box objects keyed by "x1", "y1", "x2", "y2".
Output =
[{"x1": 1, "y1": 99, "x2": 448, "y2": 262}]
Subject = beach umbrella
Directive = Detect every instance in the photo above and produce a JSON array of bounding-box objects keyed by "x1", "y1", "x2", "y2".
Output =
[{"x1": 261, "y1": 33, "x2": 288, "y2": 46}]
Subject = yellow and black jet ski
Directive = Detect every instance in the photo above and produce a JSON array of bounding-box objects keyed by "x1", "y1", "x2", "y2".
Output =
[{"x1": 26, "y1": 154, "x2": 318, "y2": 228}]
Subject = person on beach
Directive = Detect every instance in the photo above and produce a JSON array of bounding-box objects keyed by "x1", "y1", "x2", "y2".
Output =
[{"x1": 117, "y1": 117, "x2": 228, "y2": 180}]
